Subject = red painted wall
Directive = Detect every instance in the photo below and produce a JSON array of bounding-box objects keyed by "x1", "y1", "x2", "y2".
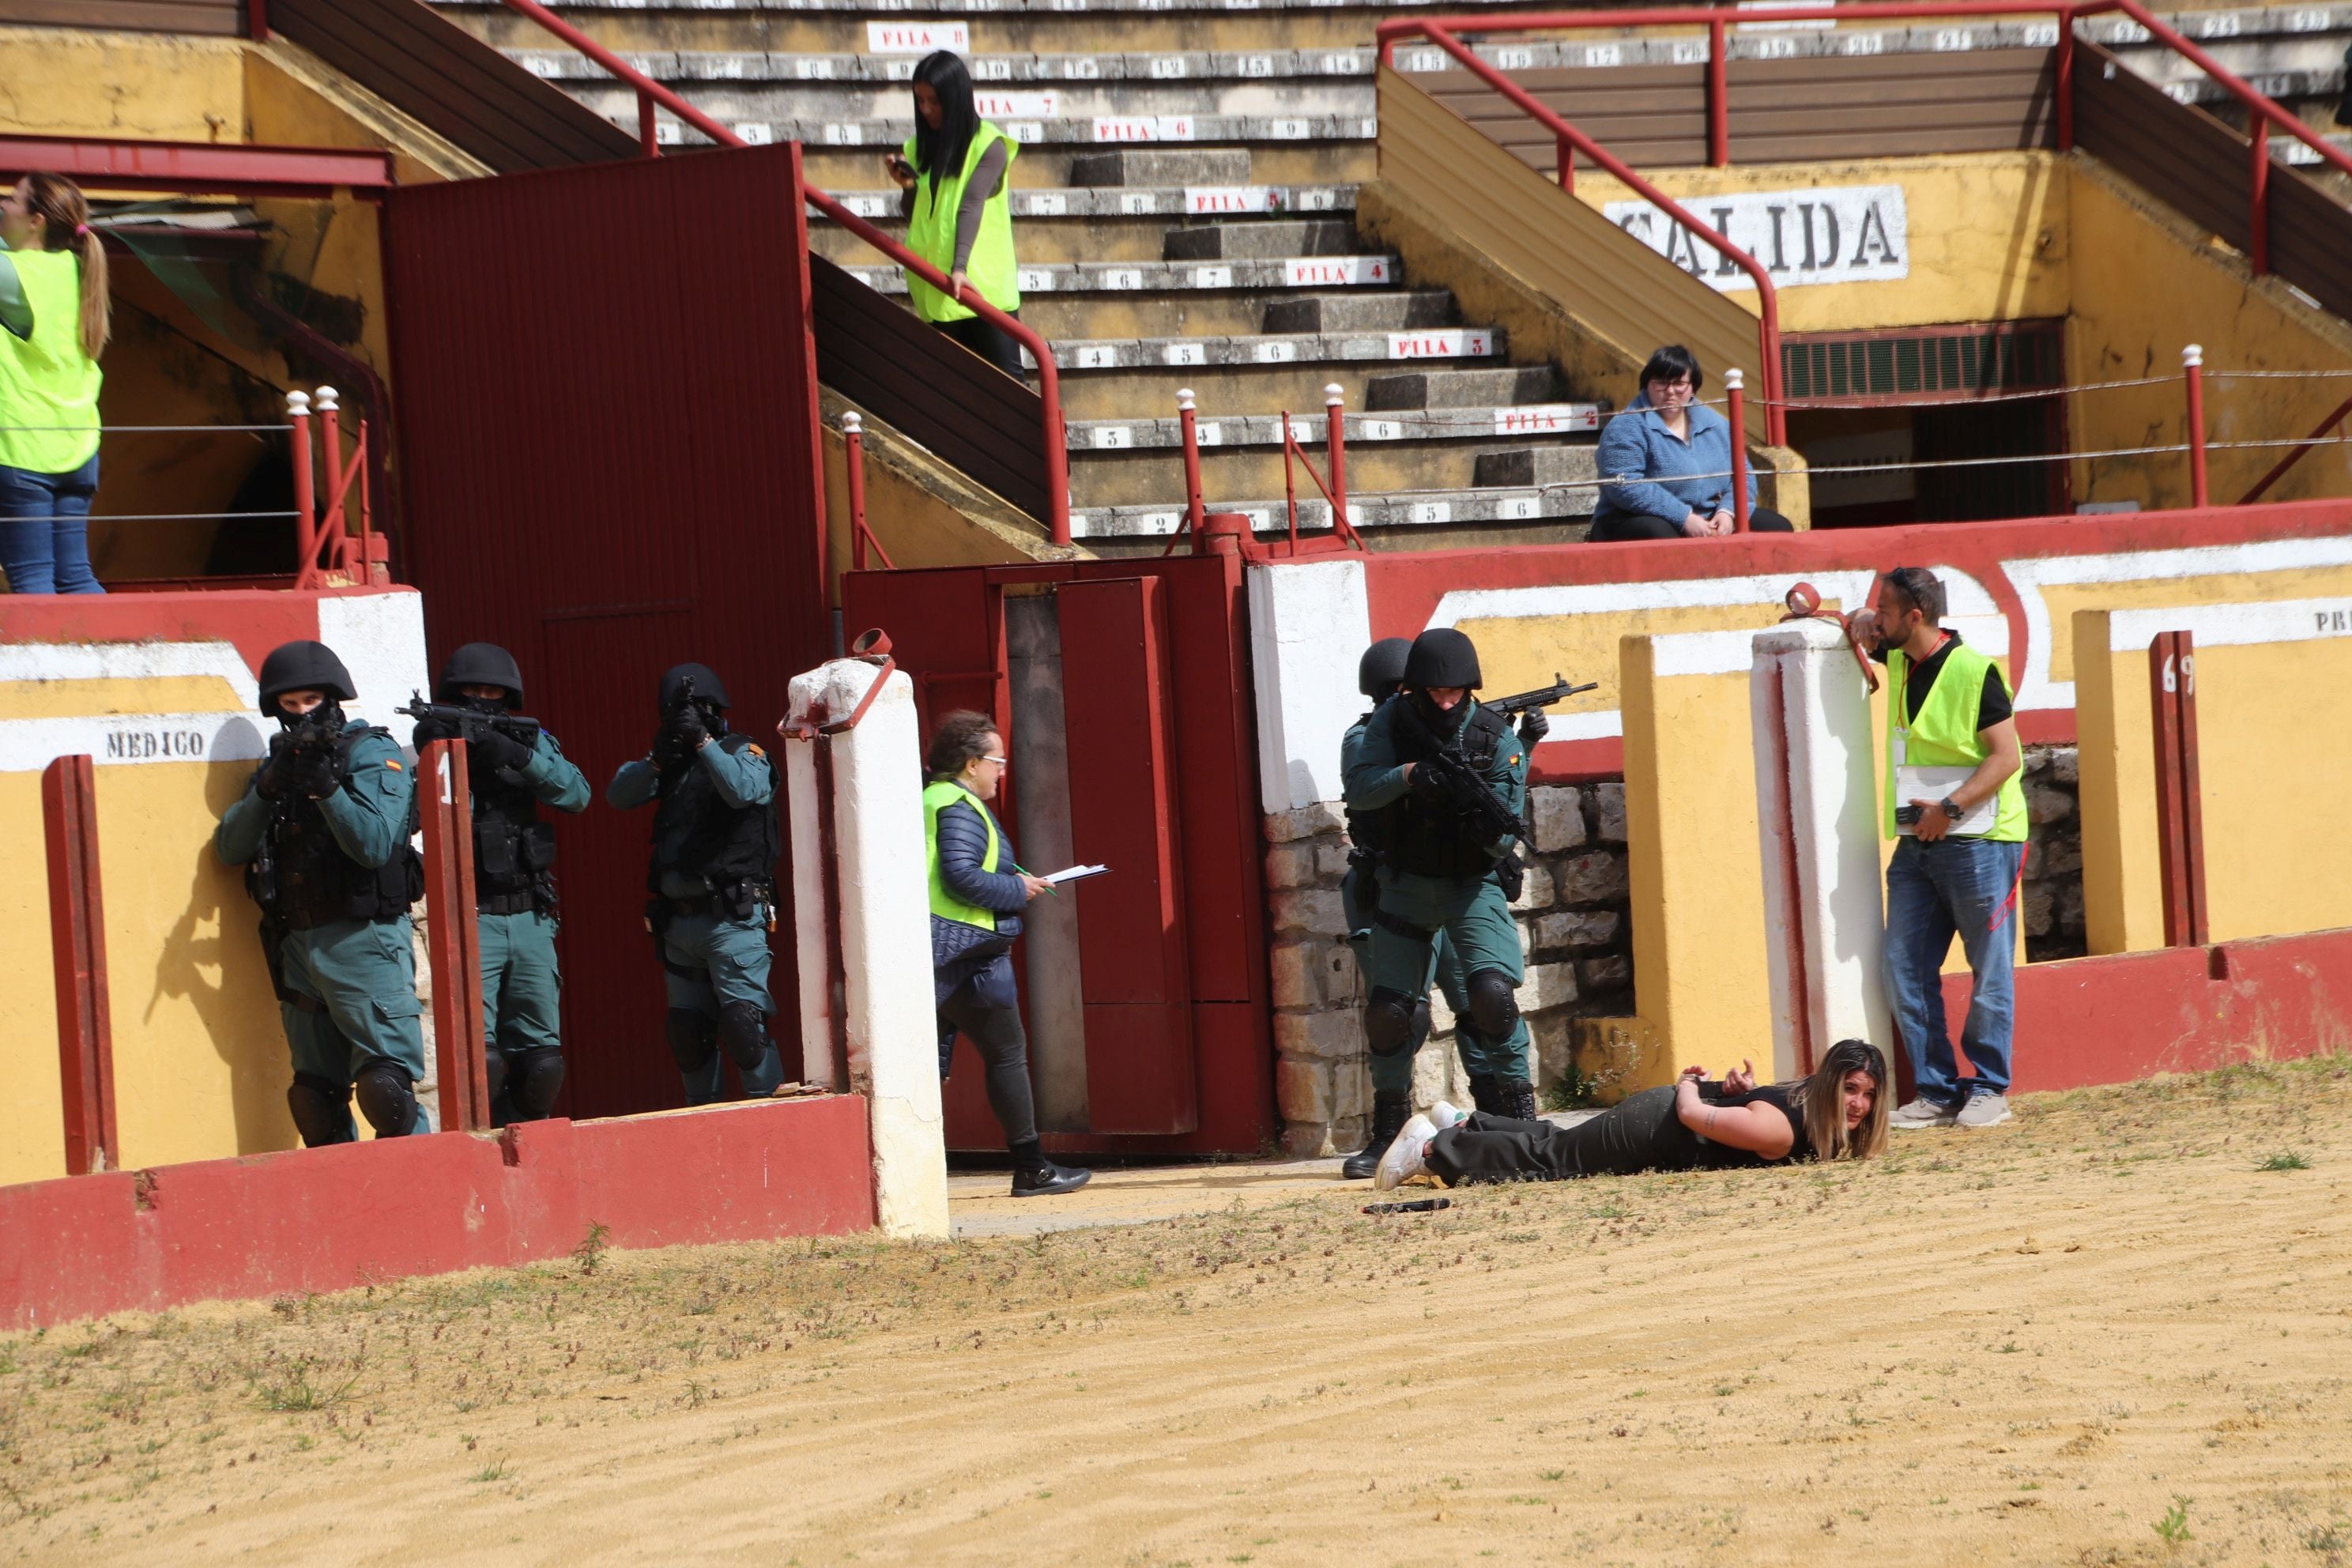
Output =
[
  {"x1": 0, "y1": 586, "x2": 403, "y2": 672},
  {"x1": 382, "y1": 145, "x2": 831, "y2": 1121},
  {"x1": 0, "y1": 1095, "x2": 875, "y2": 1330}
]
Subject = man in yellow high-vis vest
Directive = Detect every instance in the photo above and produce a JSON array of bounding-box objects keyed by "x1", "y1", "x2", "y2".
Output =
[{"x1": 1850, "y1": 567, "x2": 2028, "y2": 1131}]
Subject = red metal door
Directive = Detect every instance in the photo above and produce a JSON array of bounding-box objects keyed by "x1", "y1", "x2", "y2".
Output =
[{"x1": 381, "y1": 144, "x2": 829, "y2": 1119}]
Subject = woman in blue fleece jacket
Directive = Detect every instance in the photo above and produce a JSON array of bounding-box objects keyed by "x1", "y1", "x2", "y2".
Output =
[
  {"x1": 1589, "y1": 345, "x2": 1794, "y2": 541},
  {"x1": 924, "y1": 710, "x2": 1091, "y2": 1197}
]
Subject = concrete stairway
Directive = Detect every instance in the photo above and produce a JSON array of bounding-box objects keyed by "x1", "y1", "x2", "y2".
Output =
[{"x1": 437, "y1": 0, "x2": 2352, "y2": 546}]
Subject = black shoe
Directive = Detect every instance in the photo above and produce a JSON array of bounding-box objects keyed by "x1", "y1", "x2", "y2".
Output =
[
  {"x1": 1499, "y1": 1077, "x2": 1540, "y2": 1121},
  {"x1": 1011, "y1": 1160, "x2": 1092, "y2": 1197},
  {"x1": 1468, "y1": 1073, "x2": 1503, "y2": 1117},
  {"x1": 1341, "y1": 1089, "x2": 1413, "y2": 1181}
]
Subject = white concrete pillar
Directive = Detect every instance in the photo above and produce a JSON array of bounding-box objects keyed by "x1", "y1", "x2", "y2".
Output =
[
  {"x1": 782, "y1": 659, "x2": 950, "y2": 1240},
  {"x1": 1749, "y1": 618, "x2": 1892, "y2": 1080}
]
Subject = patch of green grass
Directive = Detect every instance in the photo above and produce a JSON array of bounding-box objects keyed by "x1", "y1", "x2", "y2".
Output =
[
  {"x1": 571, "y1": 1219, "x2": 612, "y2": 1276},
  {"x1": 252, "y1": 1362, "x2": 359, "y2": 1413},
  {"x1": 470, "y1": 1460, "x2": 510, "y2": 1483},
  {"x1": 2257, "y1": 1152, "x2": 2311, "y2": 1172},
  {"x1": 2153, "y1": 1495, "x2": 2192, "y2": 1544}
]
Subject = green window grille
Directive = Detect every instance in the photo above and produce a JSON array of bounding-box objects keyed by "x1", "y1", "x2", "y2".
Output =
[{"x1": 1781, "y1": 322, "x2": 2065, "y2": 403}]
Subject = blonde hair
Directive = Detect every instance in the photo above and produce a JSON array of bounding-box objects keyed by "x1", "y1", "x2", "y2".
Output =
[
  {"x1": 18, "y1": 173, "x2": 109, "y2": 361},
  {"x1": 1789, "y1": 1038, "x2": 1891, "y2": 1162}
]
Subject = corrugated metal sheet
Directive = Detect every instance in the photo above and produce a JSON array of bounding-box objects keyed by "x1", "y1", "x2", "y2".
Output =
[
  {"x1": 270, "y1": 0, "x2": 638, "y2": 173},
  {"x1": 809, "y1": 254, "x2": 1052, "y2": 522},
  {"x1": 4, "y1": 0, "x2": 240, "y2": 35},
  {"x1": 383, "y1": 143, "x2": 829, "y2": 1119}
]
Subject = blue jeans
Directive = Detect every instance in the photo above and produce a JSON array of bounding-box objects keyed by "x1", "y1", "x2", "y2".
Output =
[
  {"x1": 0, "y1": 453, "x2": 104, "y2": 594},
  {"x1": 1883, "y1": 835, "x2": 2026, "y2": 1105}
]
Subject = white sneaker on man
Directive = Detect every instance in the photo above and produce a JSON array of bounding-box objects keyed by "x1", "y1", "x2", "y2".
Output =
[
  {"x1": 1375, "y1": 1114, "x2": 1438, "y2": 1190},
  {"x1": 1955, "y1": 1093, "x2": 2012, "y2": 1129},
  {"x1": 1890, "y1": 1096, "x2": 1957, "y2": 1129}
]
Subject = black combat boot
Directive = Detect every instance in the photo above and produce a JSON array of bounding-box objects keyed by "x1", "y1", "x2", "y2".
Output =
[
  {"x1": 1499, "y1": 1076, "x2": 1541, "y2": 1122},
  {"x1": 1342, "y1": 1090, "x2": 1412, "y2": 1181},
  {"x1": 1468, "y1": 1073, "x2": 1503, "y2": 1117}
]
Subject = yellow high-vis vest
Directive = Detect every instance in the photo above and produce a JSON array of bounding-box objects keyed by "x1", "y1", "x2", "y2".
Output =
[
  {"x1": 923, "y1": 778, "x2": 1001, "y2": 929},
  {"x1": 0, "y1": 249, "x2": 101, "y2": 475},
  {"x1": 901, "y1": 122, "x2": 1021, "y2": 324},
  {"x1": 1883, "y1": 636, "x2": 2029, "y2": 842}
]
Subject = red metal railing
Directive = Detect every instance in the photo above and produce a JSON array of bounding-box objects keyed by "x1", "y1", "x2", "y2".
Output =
[
  {"x1": 496, "y1": 0, "x2": 1071, "y2": 545},
  {"x1": 285, "y1": 388, "x2": 379, "y2": 589},
  {"x1": 2239, "y1": 392, "x2": 2352, "y2": 505},
  {"x1": 1378, "y1": 0, "x2": 2352, "y2": 448}
]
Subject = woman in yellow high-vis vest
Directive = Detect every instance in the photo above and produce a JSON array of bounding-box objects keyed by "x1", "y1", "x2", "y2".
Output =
[
  {"x1": 880, "y1": 51, "x2": 1025, "y2": 379},
  {"x1": 924, "y1": 709, "x2": 1091, "y2": 1197},
  {"x1": 0, "y1": 172, "x2": 108, "y2": 595}
]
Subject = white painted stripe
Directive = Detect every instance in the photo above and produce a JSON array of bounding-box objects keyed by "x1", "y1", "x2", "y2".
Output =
[
  {"x1": 2108, "y1": 595, "x2": 2352, "y2": 650},
  {"x1": 0, "y1": 639, "x2": 258, "y2": 703},
  {"x1": 1427, "y1": 569, "x2": 1878, "y2": 628},
  {"x1": 1651, "y1": 628, "x2": 1772, "y2": 678},
  {"x1": 0, "y1": 711, "x2": 269, "y2": 773}
]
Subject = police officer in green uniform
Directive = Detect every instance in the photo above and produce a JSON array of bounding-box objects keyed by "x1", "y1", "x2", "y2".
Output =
[
  {"x1": 1339, "y1": 637, "x2": 1549, "y2": 1178},
  {"x1": 409, "y1": 643, "x2": 590, "y2": 1125},
  {"x1": 607, "y1": 662, "x2": 788, "y2": 1106},
  {"x1": 216, "y1": 640, "x2": 428, "y2": 1146},
  {"x1": 1343, "y1": 628, "x2": 1541, "y2": 1129}
]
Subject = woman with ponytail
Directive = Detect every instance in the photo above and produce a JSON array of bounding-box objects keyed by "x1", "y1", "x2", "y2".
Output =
[
  {"x1": 0, "y1": 172, "x2": 108, "y2": 594},
  {"x1": 880, "y1": 51, "x2": 1026, "y2": 379}
]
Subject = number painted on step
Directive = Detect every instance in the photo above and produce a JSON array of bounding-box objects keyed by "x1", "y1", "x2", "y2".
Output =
[
  {"x1": 1091, "y1": 426, "x2": 1135, "y2": 450},
  {"x1": 1359, "y1": 420, "x2": 1402, "y2": 441},
  {"x1": 1017, "y1": 268, "x2": 1055, "y2": 292},
  {"x1": 1500, "y1": 496, "x2": 1540, "y2": 520},
  {"x1": 793, "y1": 58, "x2": 834, "y2": 79},
  {"x1": 1493, "y1": 46, "x2": 1536, "y2": 70},
  {"x1": 865, "y1": 21, "x2": 970, "y2": 53},
  {"x1": 1409, "y1": 502, "x2": 1453, "y2": 524},
  {"x1": 1252, "y1": 340, "x2": 1298, "y2": 363},
  {"x1": 1076, "y1": 346, "x2": 1121, "y2": 368},
  {"x1": 1669, "y1": 38, "x2": 1709, "y2": 62},
  {"x1": 974, "y1": 59, "x2": 1014, "y2": 81},
  {"x1": 1024, "y1": 192, "x2": 1069, "y2": 216},
  {"x1": 1101, "y1": 267, "x2": 1146, "y2": 290},
  {"x1": 1150, "y1": 56, "x2": 1189, "y2": 78},
  {"x1": 1839, "y1": 31, "x2": 1884, "y2": 54},
  {"x1": 1120, "y1": 192, "x2": 1155, "y2": 214},
  {"x1": 1242, "y1": 54, "x2": 1276, "y2": 76},
  {"x1": 1388, "y1": 330, "x2": 1492, "y2": 358},
  {"x1": 1320, "y1": 52, "x2": 1358, "y2": 73},
  {"x1": 1582, "y1": 43, "x2": 1623, "y2": 66},
  {"x1": 2288, "y1": 7, "x2": 2331, "y2": 28},
  {"x1": 1163, "y1": 343, "x2": 1207, "y2": 367},
  {"x1": 1193, "y1": 266, "x2": 1234, "y2": 288},
  {"x1": 1295, "y1": 188, "x2": 1339, "y2": 210},
  {"x1": 1187, "y1": 187, "x2": 1274, "y2": 214},
  {"x1": 1270, "y1": 119, "x2": 1311, "y2": 140},
  {"x1": 1136, "y1": 511, "x2": 1182, "y2": 535},
  {"x1": 1006, "y1": 122, "x2": 1043, "y2": 143},
  {"x1": 1064, "y1": 57, "x2": 1100, "y2": 78}
]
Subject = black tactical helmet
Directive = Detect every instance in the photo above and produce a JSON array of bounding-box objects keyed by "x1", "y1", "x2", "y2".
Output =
[
  {"x1": 1357, "y1": 637, "x2": 1412, "y2": 699},
  {"x1": 436, "y1": 642, "x2": 526, "y2": 707},
  {"x1": 1401, "y1": 627, "x2": 1482, "y2": 691},
  {"x1": 256, "y1": 640, "x2": 356, "y2": 716},
  {"x1": 658, "y1": 662, "x2": 730, "y2": 710}
]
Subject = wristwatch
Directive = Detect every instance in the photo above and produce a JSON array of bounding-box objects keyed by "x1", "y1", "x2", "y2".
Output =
[{"x1": 1939, "y1": 797, "x2": 1964, "y2": 821}]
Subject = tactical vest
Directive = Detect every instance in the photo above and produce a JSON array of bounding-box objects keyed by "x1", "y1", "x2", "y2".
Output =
[
  {"x1": 649, "y1": 732, "x2": 780, "y2": 894},
  {"x1": 1884, "y1": 637, "x2": 2030, "y2": 842},
  {"x1": 902, "y1": 122, "x2": 1021, "y2": 323},
  {"x1": 1340, "y1": 709, "x2": 1390, "y2": 861},
  {"x1": 472, "y1": 749, "x2": 558, "y2": 915},
  {"x1": 0, "y1": 249, "x2": 101, "y2": 474},
  {"x1": 923, "y1": 779, "x2": 1001, "y2": 931},
  {"x1": 251, "y1": 727, "x2": 422, "y2": 930},
  {"x1": 1379, "y1": 700, "x2": 1513, "y2": 879}
]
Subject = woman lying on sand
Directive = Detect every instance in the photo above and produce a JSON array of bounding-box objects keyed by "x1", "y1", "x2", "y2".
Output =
[{"x1": 1377, "y1": 1038, "x2": 1890, "y2": 1189}]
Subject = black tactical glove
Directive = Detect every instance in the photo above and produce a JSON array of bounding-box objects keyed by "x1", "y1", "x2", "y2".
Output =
[
  {"x1": 254, "y1": 744, "x2": 291, "y2": 800},
  {"x1": 472, "y1": 729, "x2": 535, "y2": 776},
  {"x1": 286, "y1": 744, "x2": 343, "y2": 800},
  {"x1": 1408, "y1": 760, "x2": 1448, "y2": 801},
  {"x1": 668, "y1": 703, "x2": 710, "y2": 752},
  {"x1": 408, "y1": 714, "x2": 458, "y2": 749},
  {"x1": 1517, "y1": 708, "x2": 1550, "y2": 746}
]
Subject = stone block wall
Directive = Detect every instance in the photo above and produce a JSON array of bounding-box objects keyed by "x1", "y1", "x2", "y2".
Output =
[
  {"x1": 2022, "y1": 743, "x2": 2087, "y2": 961},
  {"x1": 1264, "y1": 782, "x2": 1638, "y2": 1157}
]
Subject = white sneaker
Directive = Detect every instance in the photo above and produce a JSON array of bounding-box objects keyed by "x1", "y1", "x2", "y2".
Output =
[
  {"x1": 1955, "y1": 1093, "x2": 2012, "y2": 1129},
  {"x1": 1428, "y1": 1100, "x2": 1468, "y2": 1131},
  {"x1": 1375, "y1": 1114, "x2": 1437, "y2": 1190},
  {"x1": 1890, "y1": 1096, "x2": 1958, "y2": 1129}
]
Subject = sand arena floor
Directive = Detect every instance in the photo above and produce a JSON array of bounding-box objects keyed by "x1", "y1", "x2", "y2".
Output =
[{"x1": 5, "y1": 1054, "x2": 2350, "y2": 1567}]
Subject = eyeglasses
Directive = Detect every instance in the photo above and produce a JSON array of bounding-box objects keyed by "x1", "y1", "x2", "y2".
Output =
[{"x1": 979, "y1": 755, "x2": 1006, "y2": 766}]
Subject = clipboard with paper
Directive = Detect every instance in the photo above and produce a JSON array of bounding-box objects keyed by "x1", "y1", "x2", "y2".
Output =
[{"x1": 1890, "y1": 733, "x2": 1995, "y2": 836}]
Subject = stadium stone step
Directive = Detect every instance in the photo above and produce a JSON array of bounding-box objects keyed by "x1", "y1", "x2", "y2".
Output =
[
  {"x1": 1474, "y1": 443, "x2": 1607, "y2": 488},
  {"x1": 1049, "y1": 326, "x2": 1498, "y2": 371},
  {"x1": 841, "y1": 254, "x2": 1398, "y2": 296},
  {"x1": 1261, "y1": 291, "x2": 1462, "y2": 334},
  {"x1": 1072, "y1": 478, "x2": 1600, "y2": 544},
  {"x1": 1066, "y1": 149, "x2": 1254, "y2": 186},
  {"x1": 811, "y1": 184, "x2": 1357, "y2": 264},
  {"x1": 1051, "y1": 359, "x2": 1505, "y2": 421},
  {"x1": 1363, "y1": 364, "x2": 1563, "y2": 410},
  {"x1": 1067, "y1": 403, "x2": 1601, "y2": 454},
  {"x1": 1161, "y1": 218, "x2": 1360, "y2": 260}
]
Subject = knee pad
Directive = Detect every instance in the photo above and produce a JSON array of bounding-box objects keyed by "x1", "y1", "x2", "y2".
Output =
[
  {"x1": 717, "y1": 1000, "x2": 773, "y2": 1073},
  {"x1": 1468, "y1": 968, "x2": 1521, "y2": 1042},
  {"x1": 483, "y1": 1046, "x2": 511, "y2": 1108},
  {"x1": 1410, "y1": 1000, "x2": 1433, "y2": 1054},
  {"x1": 665, "y1": 1008, "x2": 717, "y2": 1076},
  {"x1": 1364, "y1": 986, "x2": 1421, "y2": 1059},
  {"x1": 507, "y1": 1048, "x2": 566, "y2": 1121},
  {"x1": 353, "y1": 1062, "x2": 421, "y2": 1139},
  {"x1": 287, "y1": 1072, "x2": 356, "y2": 1148}
]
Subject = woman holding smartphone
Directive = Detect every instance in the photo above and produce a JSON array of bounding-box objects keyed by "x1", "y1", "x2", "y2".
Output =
[{"x1": 880, "y1": 51, "x2": 1026, "y2": 379}]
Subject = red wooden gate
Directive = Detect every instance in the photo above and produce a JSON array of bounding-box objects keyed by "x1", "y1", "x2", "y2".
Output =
[
  {"x1": 845, "y1": 556, "x2": 1274, "y2": 1155},
  {"x1": 382, "y1": 144, "x2": 830, "y2": 1119}
]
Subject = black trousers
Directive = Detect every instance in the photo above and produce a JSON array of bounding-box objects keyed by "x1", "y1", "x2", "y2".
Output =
[
  {"x1": 936, "y1": 311, "x2": 1027, "y2": 381},
  {"x1": 937, "y1": 989, "x2": 1040, "y2": 1147},
  {"x1": 1589, "y1": 506, "x2": 1794, "y2": 542},
  {"x1": 1423, "y1": 1086, "x2": 1696, "y2": 1184}
]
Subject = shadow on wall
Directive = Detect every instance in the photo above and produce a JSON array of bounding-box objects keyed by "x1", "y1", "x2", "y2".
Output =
[{"x1": 142, "y1": 729, "x2": 299, "y2": 1158}]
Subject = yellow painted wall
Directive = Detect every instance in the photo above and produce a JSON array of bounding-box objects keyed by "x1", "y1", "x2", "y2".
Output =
[
  {"x1": 2063, "y1": 160, "x2": 2352, "y2": 511},
  {"x1": 2076, "y1": 605, "x2": 2352, "y2": 953},
  {"x1": 0, "y1": 28, "x2": 247, "y2": 141},
  {"x1": 1619, "y1": 635, "x2": 1773, "y2": 1089},
  {"x1": 0, "y1": 772, "x2": 66, "y2": 1186},
  {"x1": 1573, "y1": 153, "x2": 2071, "y2": 334},
  {"x1": 97, "y1": 763, "x2": 299, "y2": 1170}
]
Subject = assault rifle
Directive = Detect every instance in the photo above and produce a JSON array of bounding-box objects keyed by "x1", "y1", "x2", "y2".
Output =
[
  {"x1": 651, "y1": 673, "x2": 705, "y2": 767},
  {"x1": 1481, "y1": 672, "x2": 1598, "y2": 720},
  {"x1": 1398, "y1": 696, "x2": 1533, "y2": 849},
  {"x1": 397, "y1": 692, "x2": 543, "y2": 748}
]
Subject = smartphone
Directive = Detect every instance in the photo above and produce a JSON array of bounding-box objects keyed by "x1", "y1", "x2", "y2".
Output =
[
  {"x1": 1894, "y1": 804, "x2": 1924, "y2": 827},
  {"x1": 888, "y1": 154, "x2": 914, "y2": 179}
]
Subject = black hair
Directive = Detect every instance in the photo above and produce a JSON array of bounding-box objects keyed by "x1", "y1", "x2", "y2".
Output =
[
  {"x1": 1881, "y1": 566, "x2": 1948, "y2": 624},
  {"x1": 925, "y1": 708, "x2": 999, "y2": 779},
  {"x1": 909, "y1": 51, "x2": 980, "y2": 200},
  {"x1": 1638, "y1": 344, "x2": 1704, "y2": 394}
]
